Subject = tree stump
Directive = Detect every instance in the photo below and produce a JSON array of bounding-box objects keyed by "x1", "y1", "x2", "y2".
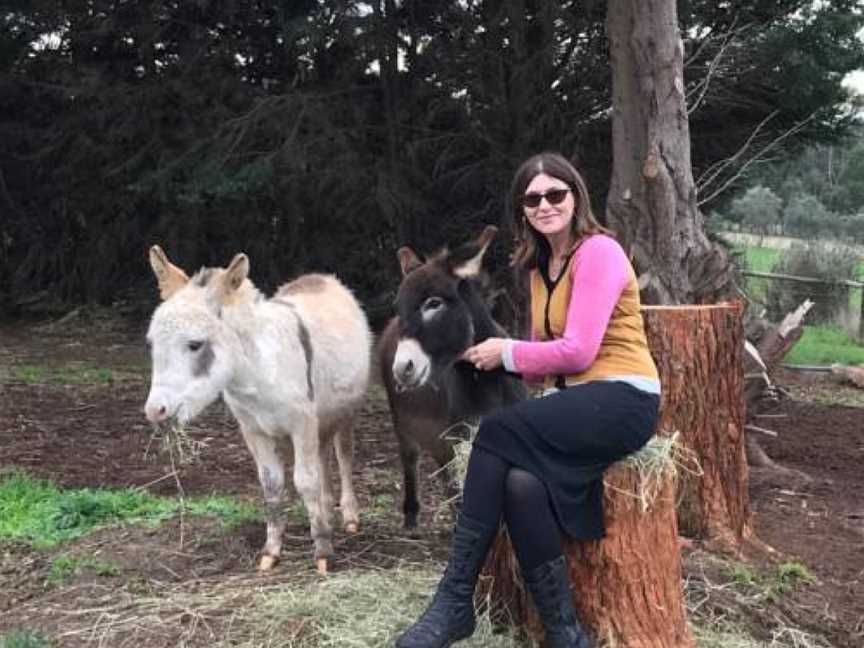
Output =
[
  {"x1": 642, "y1": 303, "x2": 750, "y2": 551},
  {"x1": 479, "y1": 452, "x2": 693, "y2": 648},
  {"x1": 480, "y1": 303, "x2": 746, "y2": 646}
]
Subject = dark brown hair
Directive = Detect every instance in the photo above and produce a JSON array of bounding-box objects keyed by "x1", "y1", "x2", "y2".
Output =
[{"x1": 509, "y1": 152, "x2": 613, "y2": 271}]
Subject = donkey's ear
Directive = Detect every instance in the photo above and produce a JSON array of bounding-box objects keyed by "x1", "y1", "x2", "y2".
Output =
[
  {"x1": 221, "y1": 253, "x2": 250, "y2": 294},
  {"x1": 448, "y1": 225, "x2": 498, "y2": 278},
  {"x1": 397, "y1": 246, "x2": 424, "y2": 277},
  {"x1": 207, "y1": 253, "x2": 250, "y2": 310},
  {"x1": 149, "y1": 245, "x2": 189, "y2": 300}
]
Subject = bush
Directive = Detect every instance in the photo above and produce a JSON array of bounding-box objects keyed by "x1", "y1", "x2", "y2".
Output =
[
  {"x1": 729, "y1": 186, "x2": 782, "y2": 233},
  {"x1": 764, "y1": 243, "x2": 861, "y2": 324},
  {"x1": 782, "y1": 194, "x2": 833, "y2": 238}
]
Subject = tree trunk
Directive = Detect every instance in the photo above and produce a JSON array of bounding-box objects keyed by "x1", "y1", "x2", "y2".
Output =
[
  {"x1": 605, "y1": 0, "x2": 733, "y2": 305},
  {"x1": 480, "y1": 450, "x2": 694, "y2": 648},
  {"x1": 643, "y1": 303, "x2": 750, "y2": 550}
]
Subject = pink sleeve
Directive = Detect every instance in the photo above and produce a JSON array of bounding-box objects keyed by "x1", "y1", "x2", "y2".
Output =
[{"x1": 510, "y1": 236, "x2": 630, "y2": 377}]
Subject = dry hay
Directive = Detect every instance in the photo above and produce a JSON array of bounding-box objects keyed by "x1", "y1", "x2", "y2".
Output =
[
  {"x1": 41, "y1": 566, "x2": 523, "y2": 647},
  {"x1": 145, "y1": 418, "x2": 206, "y2": 466}
]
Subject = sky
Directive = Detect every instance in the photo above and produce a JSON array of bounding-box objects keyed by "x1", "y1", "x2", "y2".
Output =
[{"x1": 843, "y1": 70, "x2": 864, "y2": 97}]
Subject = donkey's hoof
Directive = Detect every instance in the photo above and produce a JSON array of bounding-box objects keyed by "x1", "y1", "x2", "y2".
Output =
[
  {"x1": 258, "y1": 554, "x2": 278, "y2": 571},
  {"x1": 316, "y1": 558, "x2": 328, "y2": 575},
  {"x1": 345, "y1": 521, "x2": 359, "y2": 534}
]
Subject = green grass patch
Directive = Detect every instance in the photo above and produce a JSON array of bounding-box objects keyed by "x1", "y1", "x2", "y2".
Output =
[
  {"x1": 0, "y1": 470, "x2": 259, "y2": 547},
  {"x1": 0, "y1": 630, "x2": 53, "y2": 648},
  {"x1": 724, "y1": 560, "x2": 815, "y2": 600},
  {"x1": 48, "y1": 553, "x2": 120, "y2": 585},
  {"x1": 11, "y1": 362, "x2": 113, "y2": 385},
  {"x1": 786, "y1": 325, "x2": 864, "y2": 365},
  {"x1": 742, "y1": 246, "x2": 780, "y2": 272}
]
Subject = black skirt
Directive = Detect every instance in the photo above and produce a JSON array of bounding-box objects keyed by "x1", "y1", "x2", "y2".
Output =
[{"x1": 472, "y1": 380, "x2": 660, "y2": 540}]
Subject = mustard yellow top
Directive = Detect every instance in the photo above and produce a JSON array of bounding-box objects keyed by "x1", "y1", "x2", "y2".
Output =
[{"x1": 524, "y1": 235, "x2": 659, "y2": 392}]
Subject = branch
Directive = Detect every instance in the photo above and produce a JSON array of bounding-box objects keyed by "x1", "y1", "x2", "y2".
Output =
[
  {"x1": 697, "y1": 110, "x2": 816, "y2": 206},
  {"x1": 686, "y1": 21, "x2": 749, "y2": 115},
  {"x1": 696, "y1": 109, "x2": 778, "y2": 195}
]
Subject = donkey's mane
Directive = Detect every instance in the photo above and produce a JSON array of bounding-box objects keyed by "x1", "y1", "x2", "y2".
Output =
[
  {"x1": 189, "y1": 266, "x2": 262, "y2": 305},
  {"x1": 191, "y1": 267, "x2": 219, "y2": 287}
]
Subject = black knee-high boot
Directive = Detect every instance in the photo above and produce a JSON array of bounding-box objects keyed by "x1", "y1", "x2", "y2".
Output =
[
  {"x1": 523, "y1": 556, "x2": 592, "y2": 648},
  {"x1": 395, "y1": 513, "x2": 497, "y2": 648}
]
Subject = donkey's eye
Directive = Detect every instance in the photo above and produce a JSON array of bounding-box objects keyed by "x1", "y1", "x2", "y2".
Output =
[
  {"x1": 187, "y1": 340, "x2": 204, "y2": 352},
  {"x1": 422, "y1": 297, "x2": 444, "y2": 312}
]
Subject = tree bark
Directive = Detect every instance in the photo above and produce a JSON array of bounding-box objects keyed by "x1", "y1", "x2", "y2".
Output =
[
  {"x1": 605, "y1": 0, "x2": 733, "y2": 305},
  {"x1": 480, "y1": 453, "x2": 694, "y2": 648},
  {"x1": 643, "y1": 303, "x2": 750, "y2": 550}
]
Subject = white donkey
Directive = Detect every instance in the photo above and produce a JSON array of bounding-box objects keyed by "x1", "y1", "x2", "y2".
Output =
[{"x1": 144, "y1": 245, "x2": 371, "y2": 574}]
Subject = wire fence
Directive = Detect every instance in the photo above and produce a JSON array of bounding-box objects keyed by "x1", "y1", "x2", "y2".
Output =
[{"x1": 742, "y1": 271, "x2": 864, "y2": 341}]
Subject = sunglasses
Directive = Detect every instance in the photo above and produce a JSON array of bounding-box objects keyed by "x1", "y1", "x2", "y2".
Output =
[{"x1": 521, "y1": 188, "x2": 571, "y2": 208}]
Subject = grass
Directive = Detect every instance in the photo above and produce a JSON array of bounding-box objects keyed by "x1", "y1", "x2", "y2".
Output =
[
  {"x1": 47, "y1": 553, "x2": 120, "y2": 585},
  {"x1": 725, "y1": 560, "x2": 815, "y2": 599},
  {"x1": 11, "y1": 362, "x2": 113, "y2": 385},
  {"x1": 0, "y1": 630, "x2": 53, "y2": 648},
  {"x1": 785, "y1": 325, "x2": 864, "y2": 365},
  {"x1": 742, "y1": 246, "x2": 780, "y2": 273},
  {"x1": 0, "y1": 470, "x2": 259, "y2": 548}
]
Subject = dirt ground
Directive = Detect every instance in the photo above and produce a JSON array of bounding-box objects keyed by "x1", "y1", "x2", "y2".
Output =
[{"x1": 0, "y1": 312, "x2": 862, "y2": 647}]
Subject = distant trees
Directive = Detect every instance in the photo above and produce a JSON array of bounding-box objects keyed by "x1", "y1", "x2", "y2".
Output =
[
  {"x1": 716, "y1": 131, "x2": 864, "y2": 243},
  {"x1": 728, "y1": 187, "x2": 783, "y2": 234}
]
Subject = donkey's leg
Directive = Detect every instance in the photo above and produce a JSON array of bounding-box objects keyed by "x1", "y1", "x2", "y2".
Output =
[
  {"x1": 292, "y1": 415, "x2": 333, "y2": 573},
  {"x1": 331, "y1": 414, "x2": 360, "y2": 534},
  {"x1": 240, "y1": 425, "x2": 286, "y2": 571},
  {"x1": 317, "y1": 438, "x2": 335, "y2": 534},
  {"x1": 395, "y1": 426, "x2": 422, "y2": 529}
]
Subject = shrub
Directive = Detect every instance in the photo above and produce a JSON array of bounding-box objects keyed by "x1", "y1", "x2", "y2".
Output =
[{"x1": 764, "y1": 243, "x2": 861, "y2": 324}]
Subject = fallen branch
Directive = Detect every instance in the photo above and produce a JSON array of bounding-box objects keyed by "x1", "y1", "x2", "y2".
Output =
[{"x1": 830, "y1": 364, "x2": 864, "y2": 389}]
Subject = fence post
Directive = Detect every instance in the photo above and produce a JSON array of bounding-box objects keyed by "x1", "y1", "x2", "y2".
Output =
[{"x1": 859, "y1": 285, "x2": 864, "y2": 342}]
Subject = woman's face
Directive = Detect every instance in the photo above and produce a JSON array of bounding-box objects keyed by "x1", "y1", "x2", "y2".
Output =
[{"x1": 522, "y1": 173, "x2": 575, "y2": 240}]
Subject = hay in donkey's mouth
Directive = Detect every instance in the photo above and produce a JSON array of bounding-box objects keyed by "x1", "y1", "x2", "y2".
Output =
[{"x1": 145, "y1": 417, "x2": 205, "y2": 465}]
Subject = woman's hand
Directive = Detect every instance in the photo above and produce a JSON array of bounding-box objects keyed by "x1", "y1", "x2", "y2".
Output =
[{"x1": 463, "y1": 337, "x2": 506, "y2": 371}]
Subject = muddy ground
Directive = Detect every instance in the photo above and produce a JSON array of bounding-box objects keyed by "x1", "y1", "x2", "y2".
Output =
[{"x1": 0, "y1": 311, "x2": 862, "y2": 647}]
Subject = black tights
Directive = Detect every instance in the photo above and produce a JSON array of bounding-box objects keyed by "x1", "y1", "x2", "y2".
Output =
[{"x1": 460, "y1": 444, "x2": 563, "y2": 570}]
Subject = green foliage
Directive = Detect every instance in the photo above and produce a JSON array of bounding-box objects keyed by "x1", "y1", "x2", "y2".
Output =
[
  {"x1": 1, "y1": 1, "x2": 862, "y2": 316},
  {"x1": 0, "y1": 470, "x2": 259, "y2": 547},
  {"x1": 724, "y1": 560, "x2": 816, "y2": 600},
  {"x1": 786, "y1": 326, "x2": 864, "y2": 365},
  {"x1": 775, "y1": 561, "x2": 815, "y2": 589},
  {"x1": 48, "y1": 554, "x2": 120, "y2": 585},
  {"x1": 729, "y1": 129, "x2": 864, "y2": 243},
  {"x1": 782, "y1": 193, "x2": 833, "y2": 238},
  {"x1": 729, "y1": 186, "x2": 783, "y2": 232},
  {"x1": 0, "y1": 630, "x2": 53, "y2": 648}
]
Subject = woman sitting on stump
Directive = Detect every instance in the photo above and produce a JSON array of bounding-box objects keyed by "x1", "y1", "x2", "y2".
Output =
[{"x1": 395, "y1": 152, "x2": 661, "y2": 648}]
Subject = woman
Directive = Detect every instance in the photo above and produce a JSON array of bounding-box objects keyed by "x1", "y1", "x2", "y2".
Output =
[{"x1": 395, "y1": 152, "x2": 660, "y2": 648}]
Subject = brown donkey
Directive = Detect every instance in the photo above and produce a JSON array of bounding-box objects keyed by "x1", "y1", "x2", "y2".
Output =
[{"x1": 378, "y1": 226, "x2": 527, "y2": 528}]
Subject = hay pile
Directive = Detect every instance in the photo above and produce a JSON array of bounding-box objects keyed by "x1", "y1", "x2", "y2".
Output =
[{"x1": 47, "y1": 568, "x2": 523, "y2": 647}]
